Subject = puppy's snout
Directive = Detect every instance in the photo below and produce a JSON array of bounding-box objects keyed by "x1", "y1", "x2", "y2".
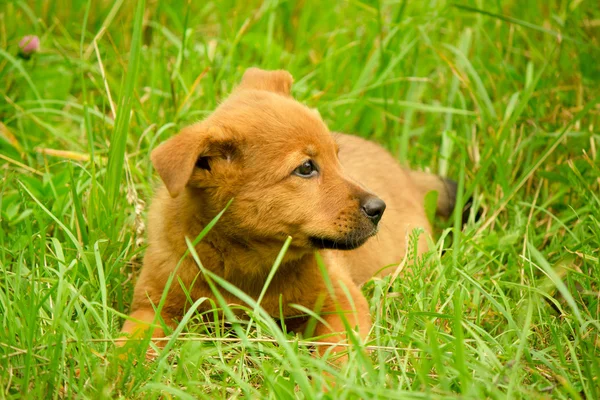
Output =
[{"x1": 360, "y1": 196, "x2": 386, "y2": 225}]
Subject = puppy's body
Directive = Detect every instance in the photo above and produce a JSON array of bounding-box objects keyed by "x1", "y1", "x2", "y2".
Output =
[
  {"x1": 131, "y1": 185, "x2": 368, "y2": 341},
  {"x1": 122, "y1": 69, "x2": 456, "y2": 354}
]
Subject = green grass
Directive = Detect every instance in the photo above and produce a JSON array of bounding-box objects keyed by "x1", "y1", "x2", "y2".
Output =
[{"x1": 1, "y1": 0, "x2": 599, "y2": 398}]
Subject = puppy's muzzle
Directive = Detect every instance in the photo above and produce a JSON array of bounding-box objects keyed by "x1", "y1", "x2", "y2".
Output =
[{"x1": 360, "y1": 196, "x2": 386, "y2": 225}]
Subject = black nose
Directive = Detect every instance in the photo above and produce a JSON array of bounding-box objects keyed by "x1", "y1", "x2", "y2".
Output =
[{"x1": 361, "y1": 197, "x2": 386, "y2": 225}]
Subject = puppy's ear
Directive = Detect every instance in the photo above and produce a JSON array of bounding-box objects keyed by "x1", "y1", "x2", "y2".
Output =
[
  {"x1": 236, "y1": 68, "x2": 293, "y2": 96},
  {"x1": 151, "y1": 125, "x2": 231, "y2": 197}
]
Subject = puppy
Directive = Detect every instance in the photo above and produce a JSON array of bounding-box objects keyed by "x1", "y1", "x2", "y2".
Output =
[{"x1": 121, "y1": 68, "x2": 456, "y2": 355}]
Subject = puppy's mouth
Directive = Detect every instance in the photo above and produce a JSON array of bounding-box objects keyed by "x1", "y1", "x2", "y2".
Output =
[{"x1": 309, "y1": 230, "x2": 376, "y2": 251}]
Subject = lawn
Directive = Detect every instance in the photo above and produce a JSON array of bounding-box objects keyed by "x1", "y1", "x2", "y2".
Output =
[{"x1": 1, "y1": 0, "x2": 599, "y2": 398}]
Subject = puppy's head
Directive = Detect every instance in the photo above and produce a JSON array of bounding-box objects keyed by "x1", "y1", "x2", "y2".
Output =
[{"x1": 151, "y1": 68, "x2": 385, "y2": 251}]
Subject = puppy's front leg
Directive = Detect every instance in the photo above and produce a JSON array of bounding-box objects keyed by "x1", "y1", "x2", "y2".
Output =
[
  {"x1": 312, "y1": 276, "x2": 371, "y2": 359},
  {"x1": 119, "y1": 307, "x2": 178, "y2": 361},
  {"x1": 121, "y1": 308, "x2": 167, "y2": 341}
]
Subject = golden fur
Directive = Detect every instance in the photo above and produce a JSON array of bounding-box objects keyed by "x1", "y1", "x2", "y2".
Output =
[{"x1": 121, "y1": 68, "x2": 456, "y2": 356}]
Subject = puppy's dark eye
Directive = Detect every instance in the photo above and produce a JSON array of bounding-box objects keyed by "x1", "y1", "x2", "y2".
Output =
[{"x1": 293, "y1": 160, "x2": 318, "y2": 178}]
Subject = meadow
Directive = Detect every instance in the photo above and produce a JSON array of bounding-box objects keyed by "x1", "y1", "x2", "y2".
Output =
[{"x1": 1, "y1": 0, "x2": 599, "y2": 398}]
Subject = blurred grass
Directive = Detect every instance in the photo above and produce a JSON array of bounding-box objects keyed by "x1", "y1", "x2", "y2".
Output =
[{"x1": 1, "y1": 0, "x2": 599, "y2": 398}]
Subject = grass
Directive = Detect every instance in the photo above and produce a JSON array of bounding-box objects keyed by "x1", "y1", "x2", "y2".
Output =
[{"x1": 1, "y1": 0, "x2": 599, "y2": 398}]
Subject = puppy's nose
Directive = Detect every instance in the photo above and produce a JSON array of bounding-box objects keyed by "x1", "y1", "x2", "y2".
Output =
[{"x1": 361, "y1": 197, "x2": 386, "y2": 225}]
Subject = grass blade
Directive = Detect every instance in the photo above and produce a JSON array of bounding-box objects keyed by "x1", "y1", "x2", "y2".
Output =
[{"x1": 105, "y1": 0, "x2": 145, "y2": 210}]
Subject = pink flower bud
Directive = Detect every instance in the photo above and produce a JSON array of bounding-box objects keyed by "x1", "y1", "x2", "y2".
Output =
[{"x1": 18, "y1": 35, "x2": 40, "y2": 56}]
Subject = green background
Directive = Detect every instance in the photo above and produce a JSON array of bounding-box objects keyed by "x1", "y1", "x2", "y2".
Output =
[{"x1": 1, "y1": 1, "x2": 599, "y2": 398}]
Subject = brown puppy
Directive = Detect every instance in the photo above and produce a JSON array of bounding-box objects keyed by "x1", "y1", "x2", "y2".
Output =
[{"x1": 122, "y1": 68, "x2": 456, "y2": 355}]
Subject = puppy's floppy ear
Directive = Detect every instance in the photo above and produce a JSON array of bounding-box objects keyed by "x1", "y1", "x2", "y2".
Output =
[
  {"x1": 236, "y1": 68, "x2": 293, "y2": 96},
  {"x1": 151, "y1": 125, "x2": 230, "y2": 198}
]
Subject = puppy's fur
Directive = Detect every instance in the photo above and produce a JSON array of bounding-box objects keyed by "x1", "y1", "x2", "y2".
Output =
[{"x1": 122, "y1": 68, "x2": 456, "y2": 354}]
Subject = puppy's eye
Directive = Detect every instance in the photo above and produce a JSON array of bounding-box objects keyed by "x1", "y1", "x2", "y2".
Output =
[{"x1": 293, "y1": 160, "x2": 318, "y2": 178}]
